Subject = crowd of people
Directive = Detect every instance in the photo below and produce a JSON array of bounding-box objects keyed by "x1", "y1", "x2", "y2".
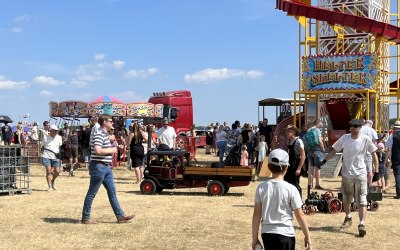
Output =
[
  {"x1": 204, "y1": 119, "x2": 273, "y2": 174},
  {"x1": 3, "y1": 116, "x2": 400, "y2": 248}
]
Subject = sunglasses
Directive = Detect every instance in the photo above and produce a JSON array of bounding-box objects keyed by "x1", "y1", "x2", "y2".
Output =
[{"x1": 350, "y1": 125, "x2": 361, "y2": 128}]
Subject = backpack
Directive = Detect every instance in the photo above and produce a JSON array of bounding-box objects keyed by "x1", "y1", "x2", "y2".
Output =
[{"x1": 304, "y1": 128, "x2": 319, "y2": 148}]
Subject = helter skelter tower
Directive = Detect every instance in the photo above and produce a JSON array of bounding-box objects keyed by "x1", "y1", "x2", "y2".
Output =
[{"x1": 277, "y1": 0, "x2": 400, "y2": 134}]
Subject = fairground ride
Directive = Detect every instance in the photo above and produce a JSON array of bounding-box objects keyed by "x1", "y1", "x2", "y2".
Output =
[{"x1": 276, "y1": 0, "x2": 400, "y2": 141}]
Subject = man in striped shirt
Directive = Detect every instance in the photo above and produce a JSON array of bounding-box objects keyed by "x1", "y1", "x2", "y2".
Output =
[{"x1": 81, "y1": 114, "x2": 134, "y2": 224}]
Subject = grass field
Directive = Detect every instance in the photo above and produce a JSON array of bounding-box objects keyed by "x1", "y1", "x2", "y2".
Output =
[{"x1": 1, "y1": 149, "x2": 400, "y2": 250}]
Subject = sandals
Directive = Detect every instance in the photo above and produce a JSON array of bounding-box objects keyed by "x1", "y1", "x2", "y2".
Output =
[{"x1": 134, "y1": 181, "x2": 140, "y2": 184}]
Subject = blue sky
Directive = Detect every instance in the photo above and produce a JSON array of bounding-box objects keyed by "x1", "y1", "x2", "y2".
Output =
[{"x1": 0, "y1": 0, "x2": 301, "y2": 126}]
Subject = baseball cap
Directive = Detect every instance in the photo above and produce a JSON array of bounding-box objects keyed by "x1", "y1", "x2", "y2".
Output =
[
  {"x1": 268, "y1": 149, "x2": 290, "y2": 167},
  {"x1": 50, "y1": 124, "x2": 59, "y2": 131},
  {"x1": 394, "y1": 120, "x2": 400, "y2": 128},
  {"x1": 348, "y1": 118, "x2": 364, "y2": 126}
]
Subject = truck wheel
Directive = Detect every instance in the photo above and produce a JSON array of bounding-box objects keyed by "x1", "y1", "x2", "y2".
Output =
[
  {"x1": 140, "y1": 179, "x2": 156, "y2": 195},
  {"x1": 207, "y1": 180, "x2": 225, "y2": 196}
]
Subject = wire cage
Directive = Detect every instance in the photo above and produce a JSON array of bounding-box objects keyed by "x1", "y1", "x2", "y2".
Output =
[{"x1": 0, "y1": 145, "x2": 31, "y2": 195}]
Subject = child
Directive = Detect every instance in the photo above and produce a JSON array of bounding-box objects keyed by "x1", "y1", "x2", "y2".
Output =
[
  {"x1": 240, "y1": 145, "x2": 249, "y2": 167},
  {"x1": 376, "y1": 143, "x2": 387, "y2": 191},
  {"x1": 256, "y1": 135, "x2": 268, "y2": 177},
  {"x1": 252, "y1": 149, "x2": 311, "y2": 250}
]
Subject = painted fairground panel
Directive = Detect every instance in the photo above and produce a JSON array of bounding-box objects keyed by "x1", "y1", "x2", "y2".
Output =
[
  {"x1": 127, "y1": 103, "x2": 155, "y2": 117},
  {"x1": 58, "y1": 101, "x2": 89, "y2": 117},
  {"x1": 88, "y1": 103, "x2": 127, "y2": 117},
  {"x1": 154, "y1": 104, "x2": 163, "y2": 118},
  {"x1": 126, "y1": 103, "x2": 164, "y2": 118},
  {"x1": 302, "y1": 53, "x2": 380, "y2": 91},
  {"x1": 49, "y1": 102, "x2": 59, "y2": 117}
]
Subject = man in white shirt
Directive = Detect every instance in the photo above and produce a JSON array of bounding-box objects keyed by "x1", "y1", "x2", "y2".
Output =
[
  {"x1": 156, "y1": 119, "x2": 177, "y2": 150},
  {"x1": 323, "y1": 118, "x2": 378, "y2": 237}
]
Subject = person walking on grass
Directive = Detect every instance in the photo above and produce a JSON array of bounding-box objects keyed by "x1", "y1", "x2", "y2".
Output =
[
  {"x1": 385, "y1": 120, "x2": 400, "y2": 199},
  {"x1": 252, "y1": 149, "x2": 311, "y2": 250},
  {"x1": 41, "y1": 124, "x2": 62, "y2": 191},
  {"x1": 81, "y1": 114, "x2": 134, "y2": 224},
  {"x1": 285, "y1": 125, "x2": 306, "y2": 198},
  {"x1": 322, "y1": 118, "x2": 378, "y2": 237},
  {"x1": 305, "y1": 119, "x2": 325, "y2": 190}
]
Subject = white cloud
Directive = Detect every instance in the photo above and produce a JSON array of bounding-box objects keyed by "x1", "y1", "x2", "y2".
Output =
[
  {"x1": 0, "y1": 76, "x2": 30, "y2": 90},
  {"x1": 33, "y1": 76, "x2": 64, "y2": 86},
  {"x1": 184, "y1": 68, "x2": 265, "y2": 84},
  {"x1": 75, "y1": 64, "x2": 105, "y2": 82},
  {"x1": 70, "y1": 79, "x2": 88, "y2": 88},
  {"x1": 11, "y1": 27, "x2": 22, "y2": 33},
  {"x1": 123, "y1": 67, "x2": 159, "y2": 79},
  {"x1": 13, "y1": 15, "x2": 30, "y2": 23},
  {"x1": 147, "y1": 67, "x2": 158, "y2": 75},
  {"x1": 113, "y1": 60, "x2": 125, "y2": 70},
  {"x1": 39, "y1": 90, "x2": 52, "y2": 96},
  {"x1": 94, "y1": 53, "x2": 106, "y2": 60}
]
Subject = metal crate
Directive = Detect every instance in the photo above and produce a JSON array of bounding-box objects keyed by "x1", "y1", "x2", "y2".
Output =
[{"x1": 0, "y1": 146, "x2": 31, "y2": 195}]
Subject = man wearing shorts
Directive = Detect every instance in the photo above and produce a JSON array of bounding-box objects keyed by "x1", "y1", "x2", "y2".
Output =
[
  {"x1": 41, "y1": 124, "x2": 62, "y2": 191},
  {"x1": 307, "y1": 119, "x2": 325, "y2": 190},
  {"x1": 323, "y1": 118, "x2": 378, "y2": 237}
]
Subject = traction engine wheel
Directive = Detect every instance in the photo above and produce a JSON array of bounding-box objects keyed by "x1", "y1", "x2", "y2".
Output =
[
  {"x1": 302, "y1": 204, "x2": 316, "y2": 215},
  {"x1": 176, "y1": 137, "x2": 187, "y2": 149},
  {"x1": 207, "y1": 180, "x2": 225, "y2": 196},
  {"x1": 370, "y1": 201, "x2": 379, "y2": 212},
  {"x1": 327, "y1": 198, "x2": 342, "y2": 214},
  {"x1": 140, "y1": 179, "x2": 157, "y2": 195},
  {"x1": 323, "y1": 191, "x2": 334, "y2": 201}
]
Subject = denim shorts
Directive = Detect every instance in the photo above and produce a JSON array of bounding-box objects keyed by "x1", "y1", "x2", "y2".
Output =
[
  {"x1": 42, "y1": 157, "x2": 60, "y2": 168},
  {"x1": 341, "y1": 175, "x2": 368, "y2": 206},
  {"x1": 307, "y1": 150, "x2": 324, "y2": 169}
]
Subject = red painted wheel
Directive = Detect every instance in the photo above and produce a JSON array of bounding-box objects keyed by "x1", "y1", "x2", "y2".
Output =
[
  {"x1": 307, "y1": 205, "x2": 316, "y2": 215},
  {"x1": 323, "y1": 191, "x2": 334, "y2": 201},
  {"x1": 140, "y1": 179, "x2": 156, "y2": 195},
  {"x1": 207, "y1": 180, "x2": 225, "y2": 196},
  {"x1": 327, "y1": 198, "x2": 342, "y2": 214},
  {"x1": 370, "y1": 201, "x2": 379, "y2": 212}
]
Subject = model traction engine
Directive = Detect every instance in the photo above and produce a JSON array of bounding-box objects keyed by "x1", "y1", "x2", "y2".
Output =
[{"x1": 302, "y1": 186, "x2": 382, "y2": 215}]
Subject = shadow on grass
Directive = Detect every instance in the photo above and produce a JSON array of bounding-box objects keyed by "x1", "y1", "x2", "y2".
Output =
[
  {"x1": 294, "y1": 225, "x2": 359, "y2": 237},
  {"x1": 124, "y1": 190, "x2": 245, "y2": 197},
  {"x1": 31, "y1": 188, "x2": 49, "y2": 192},
  {"x1": 42, "y1": 217, "x2": 81, "y2": 224},
  {"x1": 232, "y1": 204, "x2": 254, "y2": 208}
]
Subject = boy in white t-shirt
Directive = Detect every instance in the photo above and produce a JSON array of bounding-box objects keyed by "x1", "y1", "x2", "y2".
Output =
[{"x1": 252, "y1": 149, "x2": 311, "y2": 250}]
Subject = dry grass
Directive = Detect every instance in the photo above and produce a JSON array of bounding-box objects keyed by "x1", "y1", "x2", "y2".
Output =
[{"x1": 1, "y1": 149, "x2": 400, "y2": 250}]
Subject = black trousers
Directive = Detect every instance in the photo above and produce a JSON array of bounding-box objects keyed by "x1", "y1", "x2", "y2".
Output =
[{"x1": 262, "y1": 233, "x2": 295, "y2": 250}]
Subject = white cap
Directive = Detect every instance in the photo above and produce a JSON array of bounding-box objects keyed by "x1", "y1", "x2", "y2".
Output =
[
  {"x1": 50, "y1": 124, "x2": 59, "y2": 131},
  {"x1": 268, "y1": 149, "x2": 290, "y2": 167}
]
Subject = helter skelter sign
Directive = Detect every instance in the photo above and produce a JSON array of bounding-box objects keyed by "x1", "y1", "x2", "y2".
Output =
[{"x1": 302, "y1": 53, "x2": 379, "y2": 91}]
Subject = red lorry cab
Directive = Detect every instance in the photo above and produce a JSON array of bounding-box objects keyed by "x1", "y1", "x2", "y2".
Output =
[{"x1": 148, "y1": 90, "x2": 193, "y2": 136}]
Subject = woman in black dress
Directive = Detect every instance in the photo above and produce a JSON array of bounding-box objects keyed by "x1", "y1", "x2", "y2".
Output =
[{"x1": 127, "y1": 123, "x2": 148, "y2": 184}]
